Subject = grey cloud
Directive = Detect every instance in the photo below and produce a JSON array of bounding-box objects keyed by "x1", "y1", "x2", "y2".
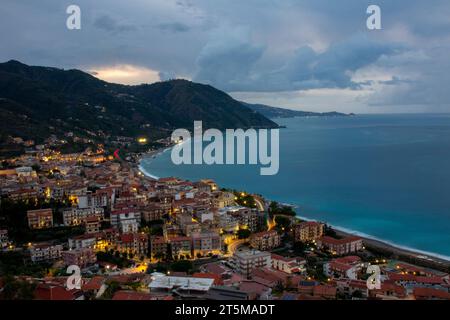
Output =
[
  {"x1": 156, "y1": 22, "x2": 190, "y2": 33},
  {"x1": 195, "y1": 33, "x2": 401, "y2": 92},
  {"x1": 93, "y1": 14, "x2": 137, "y2": 33},
  {"x1": 2, "y1": 0, "x2": 450, "y2": 112},
  {"x1": 159, "y1": 71, "x2": 177, "y2": 81},
  {"x1": 194, "y1": 26, "x2": 265, "y2": 89}
]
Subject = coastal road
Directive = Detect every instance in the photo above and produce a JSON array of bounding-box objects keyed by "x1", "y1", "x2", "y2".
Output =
[
  {"x1": 253, "y1": 195, "x2": 266, "y2": 212},
  {"x1": 227, "y1": 239, "x2": 247, "y2": 256}
]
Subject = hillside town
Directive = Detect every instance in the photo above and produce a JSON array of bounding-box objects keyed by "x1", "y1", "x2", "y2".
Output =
[{"x1": 0, "y1": 144, "x2": 449, "y2": 301}]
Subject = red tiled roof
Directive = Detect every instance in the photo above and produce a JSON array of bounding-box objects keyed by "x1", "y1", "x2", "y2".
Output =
[
  {"x1": 271, "y1": 253, "x2": 293, "y2": 262},
  {"x1": 192, "y1": 273, "x2": 224, "y2": 285},
  {"x1": 112, "y1": 291, "x2": 154, "y2": 300},
  {"x1": 328, "y1": 261, "x2": 353, "y2": 272},
  {"x1": 251, "y1": 230, "x2": 278, "y2": 238},
  {"x1": 203, "y1": 262, "x2": 228, "y2": 275},
  {"x1": 168, "y1": 236, "x2": 191, "y2": 242},
  {"x1": 82, "y1": 276, "x2": 105, "y2": 291},
  {"x1": 413, "y1": 287, "x2": 450, "y2": 300},
  {"x1": 388, "y1": 273, "x2": 443, "y2": 284},
  {"x1": 239, "y1": 281, "x2": 270, "y2": 296},
  {"x1": 313, "y1": 285, "x2": 337, "y2": 297},
  {"x1": 111, "y1": 208, "x2": 138, "y2": 215},
  {"x1": 334, "y1": 256, "x2": 361, "y2": 264},
  {"x1": 34, "y1": 284, "x2": 82, "y2": 300},
  {"x1": 320, "y1": 236, "x2": 362, "y2": 245}
]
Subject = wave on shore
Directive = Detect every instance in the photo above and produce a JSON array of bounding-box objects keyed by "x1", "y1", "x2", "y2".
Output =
[{"x1": 296, "y1": 214, "x2": 450, "y2": 262}]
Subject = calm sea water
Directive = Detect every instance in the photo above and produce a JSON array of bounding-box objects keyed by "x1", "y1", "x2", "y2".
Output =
[{"x1": 141, "y1": 114, "x2": 450, "y2": 259}]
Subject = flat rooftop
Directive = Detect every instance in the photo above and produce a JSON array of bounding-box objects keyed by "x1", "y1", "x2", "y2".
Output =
[{"x1": 149, "y1": 276, "x2": 214, "y2": 292}]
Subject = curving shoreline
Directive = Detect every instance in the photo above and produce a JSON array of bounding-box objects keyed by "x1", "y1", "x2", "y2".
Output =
[{"x1": 138, "y1": 151, "x2": 450, "y2": 270}]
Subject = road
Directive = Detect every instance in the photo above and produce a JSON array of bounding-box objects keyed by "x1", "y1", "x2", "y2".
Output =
[
  {"x1": 253, "y1": 195, "x2": 266, "y2": 212},
  {"x1": 227, "y1": 239, "x2": 247, "y2": 256}
]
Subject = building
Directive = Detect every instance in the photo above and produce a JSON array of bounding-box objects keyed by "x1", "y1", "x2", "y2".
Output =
[
  {"x1": 62, "y1": 207, "x2": 104, "y2": 226},
  {"x1": 150, "y1": 236, "x2": 168, "y2": 259},
  {"x1": 293, "y1": 221, "x2": 324, "y2": 242},
  {"x1": 221, "y1": 206, "x2": 259, "y2": 232},
  {"x1": 29, "y1": 243, "x2": 63, "y2": 263},
  {"x1": 298, "y1": 283, "x2": 337, "y2": 300},
  {"x1": 239, "y1": 280, "x2": 272, "y2": 300},
  {"x1": 34, "y1": 283, "x2": 84, "y2": 300},
  {"x1": 110, "y1": 209, "x2": 141, "y2": 228},
  {"x1": 183, "y1": 221, "x2": 202, "y2": 237},
  {"x1": 232, "y1": 249, "x2": 272, "y2": 278},
  {"x1": 192, "y1": 232, "x2": 221, "y2": 256},
  {"x1": 205, "y1": 286, "x2": 249, "y2": 300},
  {"x1": 413, "y1": 287, "x2": 450, "y2": 300},
  {"x1": 324, "y1": 256, "x2": 364, "y2": 280},
  {"x1": 119, "y1": 219, "x2": 139, "y2": 234},
  {"x1": 212, "y1": 191, "x2": 235, "y2": 208},
  {"x1": 85, "y1": 216, "x2": 101, "y2": 234},
  {"x1": 68, "y1": 234, "x2": 97, "y2": 250},
  {"x1": 250, "y1": 230, "x2": 281, "y2": 251},
  {"x1": 317, "y1": 236, "x2": 363, "y2": 255},
  {"x1": 148, "y1": 274, "x2": 214, "y2": 298},
  {"x1": 117, "y1": 233, "x2": 149, "y2": 257},
  {"x1": 27, "y1": 208, "x2": 53, "y2": 229},
  {"x1": 167, "y1": 236, "x2": 192, "y2": 259},
  {"x1": 271, "y1": 254, "x2": 307, "y2": 274},
  {"x1": 62, "y1": 248, "x2": 97, "y2": 268},
  {"x1": 0, "y1": 229, "x2": 9, "y2": 249},
  {"x1": 335, "y1": 279, "x2": 369, "y2": 299},
  {"x1": 77, "y1": 191, "x2": 109, "y2": 209},
  {"x1": 142, "y1": 203, "x2": 170, "y2": 222}
]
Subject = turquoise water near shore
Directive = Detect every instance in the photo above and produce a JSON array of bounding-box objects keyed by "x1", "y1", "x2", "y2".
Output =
[{"x1": 140, "y1": 114, "x2": 450, "y2": 260}]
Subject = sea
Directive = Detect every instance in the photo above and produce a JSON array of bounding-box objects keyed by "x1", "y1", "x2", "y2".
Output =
[{"x1": 140, "y1": 114, "x2": 450, "y2": 260}]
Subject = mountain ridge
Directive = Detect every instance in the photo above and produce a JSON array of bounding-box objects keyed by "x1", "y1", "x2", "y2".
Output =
[
  {"x1": 0, "y1": 60, "x2": 278, "y2": 156},
  {"x1": 242, "y1": 102, "x2": 352, "y2": 118}
]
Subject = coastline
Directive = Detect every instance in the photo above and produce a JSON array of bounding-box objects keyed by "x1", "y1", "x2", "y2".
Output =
[
  {"x1": 335, "y1": 228, "x2": 450, "y2": 271},
  {"x1": 137, "y1": 153, "x2": 450, "y2": 271},
  {"x1": 137, "y1": 146, "x2": 174, "y2": 180}
]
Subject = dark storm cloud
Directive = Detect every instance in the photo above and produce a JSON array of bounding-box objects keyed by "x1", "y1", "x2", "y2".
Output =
[
  {"x1": 156, "y1": 22, "x2": 191, "y2": 33},
  {"x1": 1, "y1": 0, "x2": 450, "y2": 111},
  {"x1": 195, "y1": 34, "x2": 401, "y2": 92},
  {"x1": 93, "y1": 14, "x2": 137, "y2": 33}
]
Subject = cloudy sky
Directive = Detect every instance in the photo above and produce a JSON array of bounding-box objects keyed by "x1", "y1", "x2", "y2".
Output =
[{"x1": 1, "y1": 0, "x2": 450, "y2": 113}]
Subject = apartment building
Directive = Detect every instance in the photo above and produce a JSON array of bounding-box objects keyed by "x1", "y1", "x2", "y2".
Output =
[
  {"x1": 117, "y1": 233, "x2": 149, "y2": 256},
  {"x1": 168, "y1": 236, "x2": 192, "y2": 259},
  {"x1": 293, "y1": 221, "x2": 324, "y2": 242},
  {"x1": 232, "y1": 249, "x2": 272, "y2": 278},
  {"x1": 62, "y1": 207, "x2": 104, "y2": 226},
  {"x1": 29, "y1": 243, "x2": 63, "y2": 263},
  {"x1": 250, "y1": 230, "x2": 281, "y2": 251},
  {"x1": 192, "y1": 232, "x2": 221, "y2": 256},
  {"x1": 0, "y1": 229, "x2": 9, "y2": 249},
  {"x1": 317, "y1": 236, "x2": 364, "y2": 255},
  {"x1": 27, "y1": 208, "x2": 53, "y2": 229},
  {"x1": 62, "y1": 248, "x2": 97, "y2": 268}
]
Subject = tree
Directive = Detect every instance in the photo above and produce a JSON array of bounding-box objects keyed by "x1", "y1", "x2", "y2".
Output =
[
  {"x1": 275, "y1": 215, "x2": 291, "y2": 230},
  {"x1": 352, "y1": 290, "x2": 363, "y2": 299},
  {"x1": 170, "y1": 260, "x2": 193, "y2": 273},
  {"x1": 293, "y1": 241, "x2": 307, "y2": 255},
  {"x1": 237, "y1": 228, "x2": 251, "y2": 239},
  {"x1": 102, "y1": 281, "x2": 120, "y2": 300},
  {"x1": 1, "y1": 275, "x2": 36, "y2": 300}
]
